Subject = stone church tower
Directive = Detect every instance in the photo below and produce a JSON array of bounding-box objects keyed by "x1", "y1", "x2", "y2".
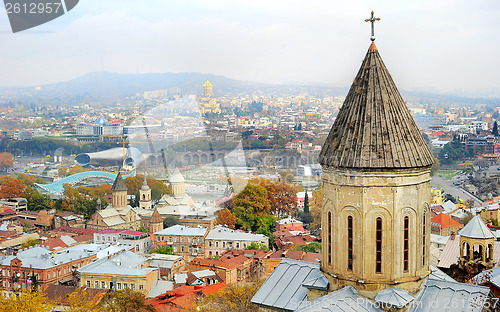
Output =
[
  {"x1": 111, "y1": 172, "x2": 128, "y2": 210},
  {"x1": 318, "y1": 41, "x2": 435, "y2": 298},
  {"x1": 139, "y1": 173, "x2": 152, "y2": 210}
]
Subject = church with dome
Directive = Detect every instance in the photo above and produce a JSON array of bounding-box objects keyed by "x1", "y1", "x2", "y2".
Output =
[{"x1": 251, "y1": 12, "x2": 496, "y2": 312}]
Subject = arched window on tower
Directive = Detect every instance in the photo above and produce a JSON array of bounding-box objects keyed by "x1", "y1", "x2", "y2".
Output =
[
  {"x1": 328, "y1": 212, "x2": 332, "y2": 266},
  {"x1": 348, "y1": 216, "x2": 353, "y2": 271},
  {"x1": 404, "y1": 216, "x2": 409, "y2": 272},
  {"x1": 422, "y1": 212, "x2": 426, "y2": 267},
  {"x1": 376, "y1": 217, "x2": 382, "y2": 273}
]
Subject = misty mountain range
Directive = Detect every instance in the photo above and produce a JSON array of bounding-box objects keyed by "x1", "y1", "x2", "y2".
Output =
[{"x1": 0, "y1": 71, "x2": 498, "y2": 107}]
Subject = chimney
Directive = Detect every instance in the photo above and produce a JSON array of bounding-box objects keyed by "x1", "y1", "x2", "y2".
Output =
[{"x1": 450, "y1": 231, "x2": 456, "y2": 240}]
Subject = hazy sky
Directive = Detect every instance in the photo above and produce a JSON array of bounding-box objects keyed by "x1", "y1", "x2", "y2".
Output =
[{"x1": 0, "y1": 0, "x2": 499, "y2": 95}]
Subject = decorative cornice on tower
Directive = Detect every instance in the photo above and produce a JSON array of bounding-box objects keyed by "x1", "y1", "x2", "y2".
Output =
[{"x1": 318, "y1": 43, "x2": 434, "y2": 169}]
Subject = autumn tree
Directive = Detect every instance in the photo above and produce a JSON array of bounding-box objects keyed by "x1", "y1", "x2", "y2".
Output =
[
  {"x1": 191, "y1": 280, "x2": 263, "y2": 312},
  {"x1": 0, "y1": 177, "x2": 26, "y2": 198},
  {"x1": 233, "y1": 183, "x2": 271, "y2": 217},
  {"x1": 0, "y1": 152, "x2": 13, "y2": 171},
  {"x1": 0, "y1": 288, "x2": 53, "y2": 312},
  {"x1": 98, "y1": 289, "x2": 156, "y2": 312},
  {"x1": 17, "y1": 173, "x2": 36, "y2": 186},
  {"x1": 216, "y1": 208, "x2": 237, "y2": 229},
  {"x1": 66, "y1": 287, "x2": 107, "y2": 312}
]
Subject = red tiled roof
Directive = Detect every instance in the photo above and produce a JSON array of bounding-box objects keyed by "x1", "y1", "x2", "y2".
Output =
[
  {"x1": 431, "y1": 213, "x2": 462, "y2": 229},
  {"x1": 201, "y1": 282, "x2": 226, "y2": 296},
  {"x1": 301, "y1": 252, "x2": 321, "y2": 263},
  {"x1": 285, "y1": 250, "x2": 304, "y2": 260}
]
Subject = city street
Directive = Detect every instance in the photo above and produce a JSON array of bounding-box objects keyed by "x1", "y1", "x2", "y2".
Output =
[{"x1": 431, "y1": 174, "x2": 484, "y2": 205}]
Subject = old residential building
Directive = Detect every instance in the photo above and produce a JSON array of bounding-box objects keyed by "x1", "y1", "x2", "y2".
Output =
[
  {"x1": 78, "y1": 250, "x2": 157, "y2": 294},
  {"x1": 0, "y1": 246, "x2": 97, "y2": 291},
  {"x1": 204, "y1": 225, "x2": 268, "y2": 257},
  {"x1": 152, "y1": 225, "x2": 208, "y2": 260}
]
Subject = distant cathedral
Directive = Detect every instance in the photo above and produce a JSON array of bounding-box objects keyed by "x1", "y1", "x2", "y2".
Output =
[
  {"x1": 87, "y1": 172, "x2": 163, "y2": 234},
  {"x1": 197, "y1": 80, "x2": 221, "y2": 115}
]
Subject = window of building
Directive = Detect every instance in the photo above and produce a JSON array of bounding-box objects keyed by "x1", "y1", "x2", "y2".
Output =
[
  {"x1": 404, "y1": 216, "x2": 409, "y2": 272},
  {"x1": 107, "y1": 236, "x2": 110, "y2": 241},
  {"x1": 113, "y1": 237, "x2": 116, "y2": 242},
  {"x1": 423, "y1": 213, "x2": 426, "y2": 267},
  {"x1": 161, "y1": 236, "x2": 164, "y2": 242},
  {"x1": 236, "y1": 243, "x2": 240, "y2": 249},
  {"x1": 348, "y1": 216, "x2": 353, "y2": 271},
  {"x1": 124, "y1": 283, "x2": 128, "y2": 289},
  {"x1": 376, "y1": 217, "x2": 382, "y2": 273},
  {"x1": 22, "y1": 272, "x2": 25, "y2": 279},
  {"x1": 156, "y1": 236, "x2": 160, "y2": 242},
  {"x1": 189, "y1": 247, "x2": 192, "y2": 253},
  {"x1": 139, "y1": 285, "x2": 144, "y2": 290},
  {"x1": 223, "y1": 242, "x2": 226, "y2": 248},
  {"x1": 87, "y1": 281, "x2": 91, "y2": 288},
  {"x1": 215, "y1": 242, "x2": 219, "y2": 247},
  {"x1": 95, "y1": 281, "x2": 99, "y2": 289},
  {"x1": 169, "y1": 236, "x2": 172, "y2": 242},
  {"x1": 117, "y1": 283, "x2": 122, "y2": 290},
  {"x1": 181, "y1": 246, "x2": 185, "y2": 253},
  {"x1": 173, "y1": 246, "x2": 177, "y2": 252},
  {"x1": 174, "y1": 236, "x2": 177, "y2": 242},
  {"x1": 328, "y1": 212, "x2": 332, "y2": 266},
  {"x1": 135, "y1": 246, "x2": 139, "y2": 252},
  {"x1": 130, "y1": 283, "x2": 135, "y2": 290},
  {"x1": 101, "y1": 282, "x2": 106, "y2": 289},
  {"x1": 209, "y1": 242, "x2": 213, "y2": 247}
]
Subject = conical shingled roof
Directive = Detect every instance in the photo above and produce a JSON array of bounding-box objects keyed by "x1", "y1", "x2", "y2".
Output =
[
  {"x1": 111, "y1": 172, "x2": 128, "y2": 192},
  {"x1": 319, "y1": 42, "x2": 434, "y2": 169},
  {"x1": 459, "y1": 215, "x2": 495, "y2": 239}
]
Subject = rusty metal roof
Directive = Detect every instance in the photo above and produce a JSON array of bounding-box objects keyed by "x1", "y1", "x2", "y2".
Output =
[{"x1": 319, "y1": 42, "x2": 434, "y2": 169}]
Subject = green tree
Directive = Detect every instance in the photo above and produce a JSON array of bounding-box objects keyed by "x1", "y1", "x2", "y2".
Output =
[
  {"x1": 137, "y1": 226, "x2": 149, "y2": 233},
  {"x1": 150, "y1": 245, "x2": 173, "y2": 255},
  {"x1": 24, "y1": 186, "x2": 53, "y2": 211},
  {"x1": 300, "y1": 242, "x2": 322, "y2": 253},
  {"x1": 163, "y1": 215, "x2": 180, "y2": 228},
  {"x1": 303, "y1": 192, "x2": 309, "y2": 214},
  {"x1": 245, "y1": 242, "x2": 270, "y2": 251},
  {"x1": 493, "y1": 121, "x2": 499, "y2": 136}
]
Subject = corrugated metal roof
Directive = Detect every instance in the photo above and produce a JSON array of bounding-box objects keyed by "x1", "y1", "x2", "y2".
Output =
[
  {"x1": 78, "y1": 250, "x2": 155, "y2": 276},
  {"x1": 251, "y1": 258, "x2": 323, "y2": 311},
  {"x1": 302, "y1": 275, "x2": 329, "y2": 290},
  {"x1": 429, "y1": 265, "x2": 456, "y2": 283},
  {"x1": 296, "y1": 286, "x2": 383, "y2": 312},
  {"x1": 147, "y1": 280, "x2": 174, "y2": 298},
  {"x1": 154, "y1": 225, "x2": 207, "y2": 236},
  {"x1": 408, "y1": 279, "x2": 490, "y2": 312},
  {"x1": 458, "y1": 215, "x2": 495, "y2": 239},
  {"x1": 0, "y1": 246, "x2": 96, "y2": 270},
  {"x1": 374, "y1": 287, "x2": 414, "y2": 309},
  {"x1": 205, "y1": 225, "x2": 267, "y2": 241}
]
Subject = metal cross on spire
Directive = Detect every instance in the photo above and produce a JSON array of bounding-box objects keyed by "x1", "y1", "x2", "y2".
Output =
[{"x1": 365, "y1": 11, "x2": 381, "y2": 41}]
